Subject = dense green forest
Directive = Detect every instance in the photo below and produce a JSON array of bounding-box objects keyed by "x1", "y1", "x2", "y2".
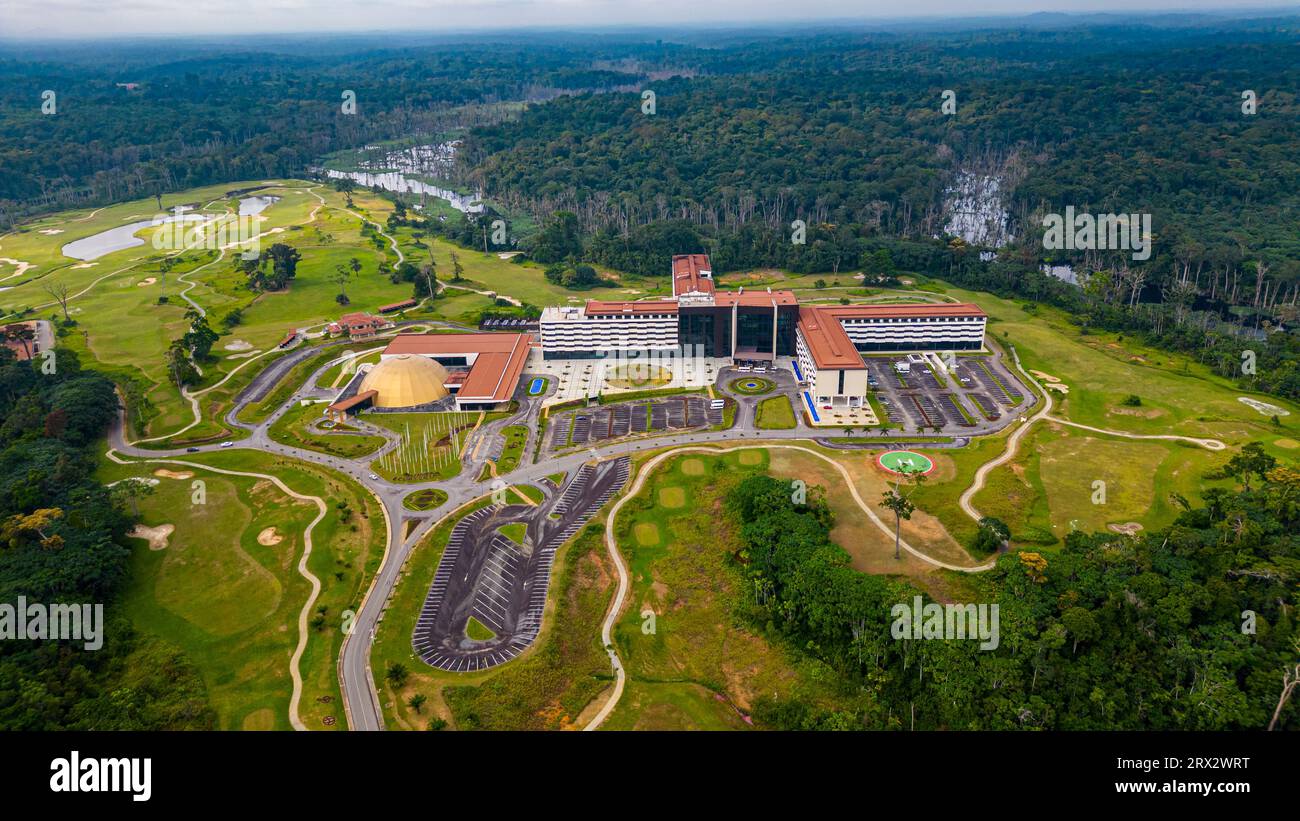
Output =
[
  {"x1": 0, "y1": 348, "x2": 211, "y2": 729},
  {"x1": 0, "y1": 36, "x2": 684, "y2": 223},
  {"x1": 727, "y1": 466, "x2": 1298, "y2": 730},
  {"x1": 467, "y1": 22, "x2": 1300, "y2": 268}
]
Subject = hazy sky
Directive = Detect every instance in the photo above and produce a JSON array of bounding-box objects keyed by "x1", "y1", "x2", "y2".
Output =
[{"x1": 0, "y1": 0, "x2": 1288, "y2": 39}]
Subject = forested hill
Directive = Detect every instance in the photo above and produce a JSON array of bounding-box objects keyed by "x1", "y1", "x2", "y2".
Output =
[
  {"x1": 0, "y1": 348, "x2": 211, "y2": 729},
  {"x1": 0, "y1": 38, "x2": 690, "y2": 223},
  {"x1": 727, "y1": 463, "x2": 1299, "y2": 731},
  {"x1": 465, "y1": 20, "x2": 1300, "y2": 270}
]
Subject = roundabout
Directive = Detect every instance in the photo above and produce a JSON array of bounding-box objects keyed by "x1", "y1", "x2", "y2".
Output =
[
  {"x1": 876, "y1": 449, "x2": 935, "y2": 476},
  {"x1": 728, "y1": 376, "x2": 776, "y2": 396}
]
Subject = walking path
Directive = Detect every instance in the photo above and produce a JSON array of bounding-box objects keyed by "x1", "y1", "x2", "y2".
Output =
[
  {"x1": 104, "y1": 449, "x2": 327, "y2": 731},
  {"x1": 582, "y1": 440, "x2": 995, "y2": 731}
]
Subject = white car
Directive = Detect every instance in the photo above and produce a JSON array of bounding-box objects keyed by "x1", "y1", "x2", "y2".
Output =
[
  {"x1": 220, "y1": 441, "x2": 234, "y2": 448},
  {"x1": 368, "y1": 473, "x2": 379, "y2": 480}
]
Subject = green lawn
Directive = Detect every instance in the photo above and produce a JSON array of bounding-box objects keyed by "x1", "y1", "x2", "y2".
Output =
[
  {"x1": 96, "y1": 445, "x2": 386, "y2": 731},
  {"x1": 755, "y1": 395, "x2": 796, "y2": 429},
  {"x1": 403, "y1": 488, "x2": 449, "y2": 511},
  {"x1": 465, "y1": 616, "x2": 497, "y2": 642},
  {"x1": 368, "y1": 412, "x2": 479, "y2": 482},
  {"x1": 606, "y1": 450, "x2": 870, "y2": 730},
  {"x1": 495, "y1": 425, "x2": 529, "y2": 473},
  {"x1": 498, "y1": 522, "x2": 527, "y2": 545},
  {"x1": 267, "y1": 400, "x2": 386, "y2": 458}
]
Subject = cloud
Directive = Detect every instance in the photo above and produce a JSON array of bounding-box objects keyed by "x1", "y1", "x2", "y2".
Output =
[{"x1": 0, "y1": 0, "x2": 1283, "y2": 39}]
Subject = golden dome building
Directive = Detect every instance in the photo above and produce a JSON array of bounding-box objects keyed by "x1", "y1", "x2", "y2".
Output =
[{"x1": 357, "y1": 355, "x2": 450, "y2": 408}]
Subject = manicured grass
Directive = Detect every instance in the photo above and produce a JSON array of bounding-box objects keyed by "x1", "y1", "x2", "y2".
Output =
[
  {"x1": 511, "y1": 484, "x2": 544, "y2": 504},
  {"x1": 496, "y1": 424, "x2": 528, "y2": 473},
  {"x1": 498, "y1": 522, "x2": 527, "y2": 545},
  {"x1": 96, "y1": 445, "x2": 386, "y2": 731},
  {"x1": 403, "y1": 488, "x2": 449, "y2": 511},
  {"x1": 755, "y1": 395, "x2": 796, "y2": 429},
  {"x1": 465, "y1": 616, "x2": 496, "y2": 642},
  {"x1": 606, "y1": 364, "x2": 672, "y2": 389},
  {"x1": 728, "y1": 376, "x2": 775, "y2": 395},
  {"x1": 267, "y1": 401, "x2": 386, "y2": 458},
  {"x1": 369, "y1": 412, "x2": 479, "y2": 482},
  {"x1": 545, "y1": 471, "x2": 566, "y2": 485}
]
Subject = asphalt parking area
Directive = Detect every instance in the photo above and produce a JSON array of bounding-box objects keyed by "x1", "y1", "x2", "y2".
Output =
[
  {"x1": 866, "y1": 354, "x2": 1029, "y2": 433},
  {"x1": 547, "y1": 396, "x2": 721, "y2": 452},
  {"x1": 412, "y1": 457, "x2": 631, "y2": 673}
]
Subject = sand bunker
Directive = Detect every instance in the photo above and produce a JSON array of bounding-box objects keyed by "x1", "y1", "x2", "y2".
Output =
[
  {"x1": 153, "y1": 468, "x2": 193, "y2": 480},
  {"x1": 136, "y1": 277, "x2": 157, "y2": 286},
  {"x1": 0, "y1": 258, "x2": 34, "y2": 278},
  {"x1": 224, "y1": 339, "x2": 254, "y2": 351},
  {"x1": 38, "y1": 228, "x2": 64, "y2": 235},
  {"x1": 71, "y1": 262, "x2": 98, "y2": 269},
  {"x1": 107, "y1": 476, "x2": 159, "y2": 488},
  {"x1": 1044, "y1": 383, "x2": 1070, "y2": 394},
  {"x1": 1030, "y1": 370, "x2": 1061, "y2": 383},
  {"x1": 257, "y1": 527, "x2": 283, "y2": 546},
  {"x1": 130, "y1": 523, "x2": 175, "y2": 550},
  {"x1": 1238, "y1": 397, "x2": 1290, "y2": 417},
  {"x1": 1108, "y1": 522, "x2": 1144, "y2": 535}
]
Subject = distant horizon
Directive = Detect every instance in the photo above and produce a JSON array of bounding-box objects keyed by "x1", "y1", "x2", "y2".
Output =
[{"x1": 1, "y1": 2, "x2": 1295, "y2": 42}]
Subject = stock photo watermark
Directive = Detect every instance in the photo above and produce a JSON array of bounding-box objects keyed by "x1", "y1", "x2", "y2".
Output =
[{"x1": 0, "y1": 596, "x2": 103, "y2": 651}]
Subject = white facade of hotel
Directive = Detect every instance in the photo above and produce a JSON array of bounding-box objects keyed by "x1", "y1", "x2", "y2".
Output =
[
  {"x1": 539, "y1": 305, "x2": 679, "y2": 357},
  {"x1": 837, "y1": 314, "x2": 987, "y2": 351}
]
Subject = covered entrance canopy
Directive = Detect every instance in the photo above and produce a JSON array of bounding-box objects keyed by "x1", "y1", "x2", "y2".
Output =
[{"x1": 733, "y1": 347, "x2": 774, "y2": 362}]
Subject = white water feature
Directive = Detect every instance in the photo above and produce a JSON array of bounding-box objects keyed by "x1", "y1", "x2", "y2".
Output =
[
  {"x1": 61, "y1": 196, "x2": 279, "y2": 261},
  {"x1": 238, "y1": 195, "x2": 280, "y2": 216},
  {"x1": 321, "y1": 140, "x2": 484, "y2": 214}
]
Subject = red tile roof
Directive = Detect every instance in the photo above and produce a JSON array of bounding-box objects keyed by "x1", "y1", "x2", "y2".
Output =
[
  {"x1": 583, "y1": 300, "x2": 680, "y2": 316},
  {"x1": 383, "y1": 332, "x2": 531, "y2": 356},
  {"x1": 381, "y1": 332, "x2": 533, "y2": 403},
  {"x1": 671, "y1": 254, "x2": 715, "y2": 297},
  {"x1": 378, "y1": 298, "x2": 418, "y2": 313},
  {"x1": 797, "y1": 307, "x2": 865, "y2": 370},
  {"x1": 713, "y1": 290, "x2": 798, "y2": 308},
  {"x1": 796, "y1": 303, "x2": 987, "y2": 369},
  {"x1": 328, "y1": 389, "x2": 377, "y2": 414}
]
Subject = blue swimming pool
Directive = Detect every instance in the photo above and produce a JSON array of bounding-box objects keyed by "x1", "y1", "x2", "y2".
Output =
[{"x1": 528, "y1": 377, "x2": 546, "y2": 395}]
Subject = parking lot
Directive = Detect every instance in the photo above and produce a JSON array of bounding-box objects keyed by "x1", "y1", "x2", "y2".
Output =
[
  {"x1": 547, "y1": 395, "x2": 724, "y2": 453},
  {"x1": 412, "y1": 457, "x2": 631, "y2": 673},
  {"x1": 866, "y1": 353, "x2": 1030, "y2": 433}
]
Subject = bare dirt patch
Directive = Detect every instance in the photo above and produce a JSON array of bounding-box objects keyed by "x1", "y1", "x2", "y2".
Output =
[
  {"x1": 130, "y1": 523, "x2": 175, "y2": 550},
  {"x1": 1108, "y1": 522, "x2": 1144, "y2": 535},
  {"x1": 1108, "y1": 406, "x2": 1166, "y2": 419},
  {"x1": 153, "y1": 468, "x2": 193, "y2": 480}
]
